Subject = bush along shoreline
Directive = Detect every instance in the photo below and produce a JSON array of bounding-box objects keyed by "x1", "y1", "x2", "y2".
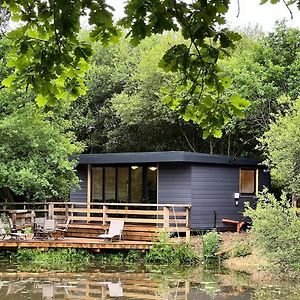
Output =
[
  {"x1": 0, "y1": 231, "x2": 245, "y2": 272},
  {"x1": 3, "y1": 206, "x2": 296, "y2": 279},
  {"x1": 0, "y1": 245, "x2": 201, "y2": 272}
]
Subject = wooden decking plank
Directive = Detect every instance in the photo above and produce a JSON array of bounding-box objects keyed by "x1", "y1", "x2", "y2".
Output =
[{"x1": 0, "y1": 237, "x2": 153, "y2": 250}]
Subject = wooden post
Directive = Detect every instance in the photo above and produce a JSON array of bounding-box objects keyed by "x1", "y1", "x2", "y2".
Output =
[
  {"x1": 87, "y1": 164, "x2": 91, "y2": 223},
  {"x1": 185, "y1": 207, "x2": 190, "y2": 243},
  {"x1": 70, "y1": 203, "x2": 74, "y2": 222},
  {"x1": 163, "y1": 206, "x2": 170, "y2": 233},
  {"x1": 65, "y1": 205, "x2": 69, "y2": 222},
  {"x1": 48, "y1": 203, "x2": 54, "y2": 219},
  {"x1": 185, "y1": 281, "x2": 190, "y2": 300},
  {"x1": 103, "y1": 205, "x2": 107, "y2": 225}
]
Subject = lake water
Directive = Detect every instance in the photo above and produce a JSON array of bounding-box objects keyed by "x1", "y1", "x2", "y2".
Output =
[{"x1": 0, "y1": 263, "x2": 299, "y2": 299}]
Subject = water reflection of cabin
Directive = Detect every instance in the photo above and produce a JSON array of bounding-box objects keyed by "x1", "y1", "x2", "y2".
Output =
[{"x1": 71, "y1": 151, "x2": 270, "y2": 230}]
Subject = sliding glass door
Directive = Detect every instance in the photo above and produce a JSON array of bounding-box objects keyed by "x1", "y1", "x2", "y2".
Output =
[{"x1": 91, "y1": 165, "x2": 157, "y2": 203}]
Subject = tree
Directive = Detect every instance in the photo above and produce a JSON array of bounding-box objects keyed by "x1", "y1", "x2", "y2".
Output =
[
  {"x1": 260, "y1": 97, "x2": 300, "y2": 197},
  {"x1": 205, "y1": 22, "x2": 300, "y2": 157},
  {"x1": 0, "y1": 36, "x2": 83, "y2": 201},
  {"x1": 0, "y1": 0, "x2": 252, "y2": 137},
  {"x1": 71, "y1": 33, "x2": 208, "y2": 153},
  {"x1": 0, "y1": 91, "x2": 83, "y2": 201}
]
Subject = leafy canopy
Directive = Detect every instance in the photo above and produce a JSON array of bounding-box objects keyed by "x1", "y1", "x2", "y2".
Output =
[
  {"x1": 0, "y1": 0, "x2": 254, "y2": 137},
  {"x1": 1, "y1": 0, "x2": 298, "y2": 137},
  {"x1": 0, "y1": 92, "x2": 83, "y2": 201},
  {"x1": 260, "y1": 97, "x2": 300, "y2": 197}
]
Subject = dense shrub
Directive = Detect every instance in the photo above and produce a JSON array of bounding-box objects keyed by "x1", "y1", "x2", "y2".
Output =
[
  {"x1": 145, "y1": 241, "x2": 199, "y2": 265},
  {"x1": 231, "y1": 241, "x2": 252, "y2": 258},
  {"x1": 11, "y1": 249, "x2": 93, "y2": 271},
  {"x1": 244, "y1": 191, "x2": 300, "y2": 274},
  {"x1": 202, "y1": 231, "x2": 220, "y2": 261}
]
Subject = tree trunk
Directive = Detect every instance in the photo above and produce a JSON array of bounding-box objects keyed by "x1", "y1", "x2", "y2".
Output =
[{"x1": 292, "y1": 194, "x2": 298, "y2": 208}]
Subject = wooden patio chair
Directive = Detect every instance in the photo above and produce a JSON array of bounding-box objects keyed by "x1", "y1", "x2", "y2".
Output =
[
  {"x1": 98, "y1": 220, "x2": 124, "y2": 241},
  {"x1": 54, "y1": 218, "x2": 70, "y2": 239},
  {"x1": 33, "y1": 217, "x2": 46, "y2": 239}
]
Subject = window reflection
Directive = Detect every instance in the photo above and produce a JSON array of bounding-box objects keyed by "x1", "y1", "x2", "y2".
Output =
[
  {"x1": 92, "y1": 167, "x2": 103, "y2": 201},
  {"x1": 131, "y1": 167, "x2": 143, "y2": 203},
  {"x1": 105, "y1": 167, "x2": 116, "y2": 201},
  {"x1": 147, "y1": 166, "x2": 157, "y2": 204},
  {"x1": 91, "y1": 165, "x2": 157, "y2": 203},
  {"x1": 118, "y1": 167, "x2": 129, "y2": 202}
]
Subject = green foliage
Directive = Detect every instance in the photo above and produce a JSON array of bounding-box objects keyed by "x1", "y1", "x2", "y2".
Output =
[
  {"x1": 202, "y1": 231, "x2": 220, "y2": 260},
  {"x1": 0, "y1": 36, "x2": 83, "y2": 201},
  {"x1": 1, "y1": 0, "x2": 279, "y2": 136},
  {"x1": 231, "y1": 241, "x2": 252, "y2": 258},
  {"x1": 245, "y1": 191, "x2": 300, "y2": 274},
  {"x1": 213, "y1": 21, "x2": 300, "y2": 157},
  {"x1": 260, "y1": 97, "x2": 300, "y2": 196},
  {"x1": 124, "y1": 250, "x2": 142, "y2": 264},
  {"x1": 145, "y1": 240, "x2": 199, "y2": 265},
  {"x1": 11, "y1": 249, "x2": 93, "y2": 272},
  {"x1": 95, "y1": 250, "x2": 142, "y2": 266},
  {"x1": 70, "y1": 33, "x2": 208, "y2": 153},
  {"x1": 0, "y1": 91, "x2": 83, "y2": 200},
  {"x1": 96, "y1": 251, "x2": 125, "y2": 266}
]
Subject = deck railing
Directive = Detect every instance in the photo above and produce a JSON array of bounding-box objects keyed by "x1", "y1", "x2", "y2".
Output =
[{"x1": 0, "y1": 202, "x2": 191, "y2": 240}]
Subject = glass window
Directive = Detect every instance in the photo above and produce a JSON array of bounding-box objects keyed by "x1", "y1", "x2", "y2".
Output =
[
  {"x1": 105, "y1": 167, "x2": 116, "y2": 201},
  {"x1": 92, "y1": 167, "x2": 103, "y2": 201},
  {"x1": 131, "y1": 166, "x2": 143, "y2": 203},
  {"x1": 147, "y1": 166, "x2": 157, "y2": 204},
  {"x1": 240, "y1": 169, "x2": 256, "y2": 195},
  {"x1": 118, "y1": 167, "x2": 129, "y2": 202}
]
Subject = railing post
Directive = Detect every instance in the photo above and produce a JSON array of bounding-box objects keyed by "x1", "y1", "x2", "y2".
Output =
[
  {"x1": 48, "y1": 202, "x2": 54, "y2": 219},
  {"x1": 103, "y1": 205, "x2": 107, "y2": 225},
  {"x1": 185, "y1": 207, "x2": 190, "y2": 242},
  {"x1": 65, "y1": 204, "x2": 69, "y2": 221},
  {"x1": 163, "y1": 206, "x2": 170, "y2": 231},
  {"x1": 71, "y1": 203, "x2": 74, "y2": 221},
  {"x1": 87, "y1": 202, "x2": 91, "y2": 223}
]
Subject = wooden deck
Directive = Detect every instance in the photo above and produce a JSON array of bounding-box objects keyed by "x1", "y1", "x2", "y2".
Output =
[
  {"x1": 0, "y1": 201, "x2": 191, "y2": 250},
  {"x1": 0, "y1": 237, "x2": 154, "y2": 251}
]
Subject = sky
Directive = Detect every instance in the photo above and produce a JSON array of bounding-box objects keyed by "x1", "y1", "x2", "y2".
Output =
[{"x1": 106, "y1": 0, "x2": 300, "y2": 32}]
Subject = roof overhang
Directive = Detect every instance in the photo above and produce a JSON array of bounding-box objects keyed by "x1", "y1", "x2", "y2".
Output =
[{"x1": 71, "y1": 151, "x2": 263, "y2": 167}]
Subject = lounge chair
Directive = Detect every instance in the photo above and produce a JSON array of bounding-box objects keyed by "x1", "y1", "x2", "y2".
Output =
[
  {"x1": 0, "y1": 220, "x2": 7, "y2": 240},
  {"x1": 34, "y1": 218, "x2": 56, "y2": 239},
  {"x1": 108, "y1": 282, "x2": 123, "y2": 297},
  {"x1": 98, "y1": 220, "x2": 124, "y2": 241},
  {"x1": 44, "y1": 219, "x2": 56, "y2": 239},
  {"x1": 0, "y1": 219, "x2": 26, "y2": 240}
]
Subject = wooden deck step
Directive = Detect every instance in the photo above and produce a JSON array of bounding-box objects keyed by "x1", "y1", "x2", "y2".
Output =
[{"x1": 65, "y1": 223, "x2": 160, "y2": 242}]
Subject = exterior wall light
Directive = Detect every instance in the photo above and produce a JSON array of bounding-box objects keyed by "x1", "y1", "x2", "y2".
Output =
[
  {"x1": 149, "y1": 166, "x2": 157, "y2": 171},
  {"x1": 234, "y1": 192, "x2": 240, "y2": 206},
  {"x1": 131, "y1": 166, "x2": 139, "y2": 170}
]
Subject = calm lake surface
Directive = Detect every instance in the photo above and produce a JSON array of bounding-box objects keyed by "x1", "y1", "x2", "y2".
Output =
[{"x1": 0, "y1": 262, "x2": 299, "y2": 300}]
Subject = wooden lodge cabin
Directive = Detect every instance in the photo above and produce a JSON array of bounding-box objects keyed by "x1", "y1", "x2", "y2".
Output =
[
  {"x1": 71, "y1": 151, "x2": 270, "y2": 231},
  {"x1": 0, "y1": 151, "x2": 270, "y2": 251}
]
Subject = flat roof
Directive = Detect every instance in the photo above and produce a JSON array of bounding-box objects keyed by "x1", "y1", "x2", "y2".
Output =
[{"x1": 73, "y1": 151, "x2": 262, "y2": 167}]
